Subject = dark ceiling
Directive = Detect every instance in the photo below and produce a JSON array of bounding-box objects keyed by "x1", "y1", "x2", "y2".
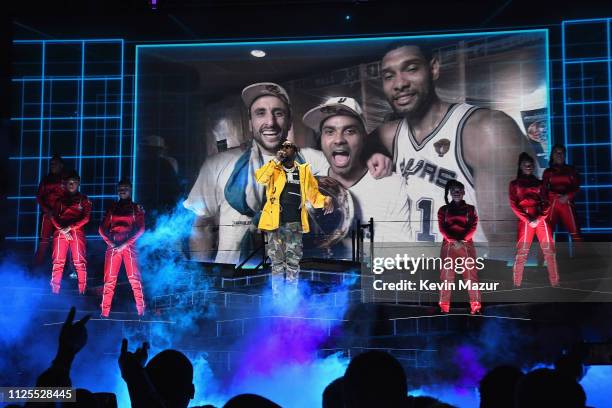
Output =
[
  {"x1": 6, "y1": 0, "x2": 608, "y2": 43},
  {"x1": 1, "y1": 0, "x2": 607, "y2": 122}
]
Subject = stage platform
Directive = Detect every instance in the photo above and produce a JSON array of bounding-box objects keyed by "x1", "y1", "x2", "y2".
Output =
[{"x1": 4, "y1": 254, "x2": 612, "y2": 390}]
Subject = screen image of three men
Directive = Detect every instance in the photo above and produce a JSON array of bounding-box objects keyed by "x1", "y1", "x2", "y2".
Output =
[{"x1": 176, "y1": 34, "x2": 546, "y2": 266}]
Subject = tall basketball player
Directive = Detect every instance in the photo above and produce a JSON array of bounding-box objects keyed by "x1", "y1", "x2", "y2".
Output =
[{"x1": 370, "y1": 43, "x2": 532, "y2": 244}]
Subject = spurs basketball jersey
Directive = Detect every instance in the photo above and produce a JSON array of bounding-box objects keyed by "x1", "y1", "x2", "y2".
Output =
[{"x1": 393, "y1": 103, "x2": 487, "y2": 243}]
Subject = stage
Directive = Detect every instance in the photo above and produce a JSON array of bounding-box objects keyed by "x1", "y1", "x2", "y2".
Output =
[{"x1": 2, "y1": 250, "x2": 611, "y2": 407}]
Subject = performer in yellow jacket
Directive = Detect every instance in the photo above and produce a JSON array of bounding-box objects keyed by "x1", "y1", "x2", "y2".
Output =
[{"x1": 256, "y1": 140, "x2": 334, "y2": 296}]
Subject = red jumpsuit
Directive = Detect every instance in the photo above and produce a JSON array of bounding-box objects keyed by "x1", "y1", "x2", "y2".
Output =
[
  {"x1": 542, "y1": 164, "x2": 582, "y2": 241},
  {"x1": 437, "y1": 201, "x2": 481, "y2": 310},
  {"x1": 35, "y1": 173, "x2": 65, "y2": 265},
  {"x1": 509, "y1": 175, "x2": 558, "y2": 287},
  {"x1": 99, "y1": 200, "x2": 146, "y2": 317},
  {"x1": 50, "y1": 192, "x2": 92, "y2": 294}
]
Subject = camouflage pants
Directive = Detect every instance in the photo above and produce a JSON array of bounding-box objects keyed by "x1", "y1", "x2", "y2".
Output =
[{"x1": 266, "y1": 222, "x2": 303, "y2": 296}]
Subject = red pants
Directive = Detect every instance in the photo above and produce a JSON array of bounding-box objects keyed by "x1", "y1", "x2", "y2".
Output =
[
  {"x1": 513, "y1": 219, "x2": 558, "y2": 286},
  {"x1": 549, "y1": 199, "x2": 582, "y2": 241},
  {"x1": 439, "y1": 241, "x2": 480, "y2": 304},
  {"x1": 51, "y1": 230, "x2": 87, "y2": 294},
  {"x1": 100, "y1": 245, "x2": 145, "y2": 316},
  {"x1": 34, "y1": 214, "x2": 55, "y2": 265}
]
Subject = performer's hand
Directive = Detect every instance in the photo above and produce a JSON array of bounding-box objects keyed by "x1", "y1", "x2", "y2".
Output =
[
  {"x1": 367, "y1": 153, "x2": 393, "y2": 179},
  {"x1": 58, "y1": 306, "x2": 90, "y2": 357},
  {"x1": 119, "y1": 338, "x2": 149, "y2": 381},
  {"x1": 116, "y1": 243, "x2": 127, "y2": 252},
  {"x1": 323, "y1": 196, "x2": 334, "y2": 215},
  {"x1": 529, "y1": 219, "x2": 539, "y2": 228},
  {"x1": 559, "y1": 194, "x2": 568, "y2": 204}
]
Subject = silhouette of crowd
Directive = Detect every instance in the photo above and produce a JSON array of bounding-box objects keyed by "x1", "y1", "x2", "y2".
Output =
[{"x1": 5, "y1": 306, "x2": 592, "y2": 408}]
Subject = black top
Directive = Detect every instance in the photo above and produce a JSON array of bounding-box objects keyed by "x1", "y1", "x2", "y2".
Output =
[{"x1": 280, "y1": 167, "x2": 301, "y2": 223}]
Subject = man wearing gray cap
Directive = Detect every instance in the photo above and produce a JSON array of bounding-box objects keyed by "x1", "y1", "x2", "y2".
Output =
[
  {"x1": 184, "y1": 83, "x2": 392, "y2": 264},
  {"x1": 303, "y1": 97, "x2": 412, "y2": 243}
]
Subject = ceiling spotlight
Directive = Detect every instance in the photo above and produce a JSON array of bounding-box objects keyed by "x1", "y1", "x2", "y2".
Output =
[{"x1": 251, "y1": 49, "x2": 266, "y2": 58}]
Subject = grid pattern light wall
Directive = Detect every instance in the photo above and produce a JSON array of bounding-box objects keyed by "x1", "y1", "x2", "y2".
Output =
[
  {"x1": 562, "y1": 19, "x2": 612, "y2": 232},
  {"x1": 9, "y1": 39, "x2": 126, "y2": 245}
]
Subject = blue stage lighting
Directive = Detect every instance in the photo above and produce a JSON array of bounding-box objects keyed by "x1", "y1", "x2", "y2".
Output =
[{"x1": 10, "y1": 39, "x2": 126, "y2": 244}]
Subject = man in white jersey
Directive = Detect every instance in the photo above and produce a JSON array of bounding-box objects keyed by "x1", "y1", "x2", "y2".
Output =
[
  {"x1": 303, "y1": 97, "x2": 411, "y2": 244},
  {"x1": 371, "y1": 43, "x2": 530, "y2": 243},
  {"x1": 184, "y1": 83, "x2": 392, "y2": 264}
]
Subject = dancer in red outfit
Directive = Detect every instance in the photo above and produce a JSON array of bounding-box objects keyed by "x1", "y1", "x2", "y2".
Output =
[
  {"x1": 543, "y1": 144, "x2": 582, "y2": 242},
  {"x1": 34, "y1": 154, "x2": 67, "y2": 265},
  {"x1": 437, "y1": 180, "x2": 481, "y2": 314},
  {"x1": 50, "y1": 171, "x2": 91, "y2": 294},
  {"x1": 509, "y1": 153, "x2": 558, "y2": 287},
  {"x1": 99, "y1": 179, "x2": 146, "y2": 317}
]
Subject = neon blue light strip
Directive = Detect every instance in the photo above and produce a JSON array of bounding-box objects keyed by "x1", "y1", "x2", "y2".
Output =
[
  {"x1": 119, "y1": 40, "x2": 124, "y2": 181},
  {"x1": 102, "y1": 79, "x2": 108, "y2": 193},
  {"x1": 132, "y1": 44, "x2": 139, "y2": 201},
  {"x1": 581, "y1": 185, "x2": 612, "y2": 189},
  {"x1": 561, "y1": 21, "x2": 568, "y2": 150},
  {"x1": 550, "y1": 84, "x2": 610, "y2": 91},
  {"x1": 34, "y1": 42, "x2": 46, "y2": 250},
  {"x1": 78, "y1": 41, "x2": 85, "y2": 174},
  {"x1": 565, "y1": 58, "x2": 610, "y2": 64},
  {"x1": 545, "y1": 28, "x2": 552, "y2": 162},
  {"x1": 563, "y1": 114, "x2": 611, "y2": 119},
  {"x1": 47, "y1": 79, "x2": 53, "y2": 170},
  {"x1": 13, "y1": 39, "x2": 123, "y2": 44},
  {"x1": 566, "y1": 142, "x2": 612, "y2": 147},
  {"x1": 13, "y1": 76, "x2": 122, "y2": 82},
  {"x1": 11, "y1": 116, "x2": 122, "y2": 121},
  {"x1": 17, "y1": 82, "x2": 25, "y2": 239},
  {"x1": 17, "y1": 102, "x2": 120, "y2": 107},
  {"x1": 607, "y1": 19, "x2": 612, "y2": 177},
  {"x1": 562, "y1": 18, "x2": 610, "y2": 25},
  {"x1": 581, "y1": 60, "x2": 590, "y2": 228},
  {"x1": 565, "y1": 101, "x2": 611, "y2": 105},
  {"x1": 136, "y1": 28, "x2": 547, "y2": 49},
  {"x1": 10, "y1": 155, "x2": 126, "y2": 160}
]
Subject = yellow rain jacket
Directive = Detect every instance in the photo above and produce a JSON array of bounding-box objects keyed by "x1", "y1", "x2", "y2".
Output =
[{"x1": 255, "y1": 160, "x2": 327, "y2": 233}]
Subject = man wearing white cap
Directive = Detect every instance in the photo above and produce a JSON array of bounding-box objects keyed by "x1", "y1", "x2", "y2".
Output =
[
  {"x1": 184, "y1": 83, "x2": 392, "y2": 264},
  {"x1": 303, "y1": 97, "x2": 412, "y2": 243}
]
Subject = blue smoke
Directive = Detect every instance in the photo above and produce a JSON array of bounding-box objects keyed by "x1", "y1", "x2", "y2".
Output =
[
  {"x1": 581, "y1": 365, "x2": 612, "y2": 407},
  {"x1": 137, "y1": 203, "x2": 201, "y2": 297},
  {"x1": 0, "y1": 257, "x2": 53, "y2": 385},
  {"x1": 187, "y1": 277, "x2": 354, "y2": 406},
  {"x1": 409, "y1": 386, "x2": 479, "y2": 408},
  {"x1": 0, "y1": 258, "x2": 46, "y2": 347}
]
